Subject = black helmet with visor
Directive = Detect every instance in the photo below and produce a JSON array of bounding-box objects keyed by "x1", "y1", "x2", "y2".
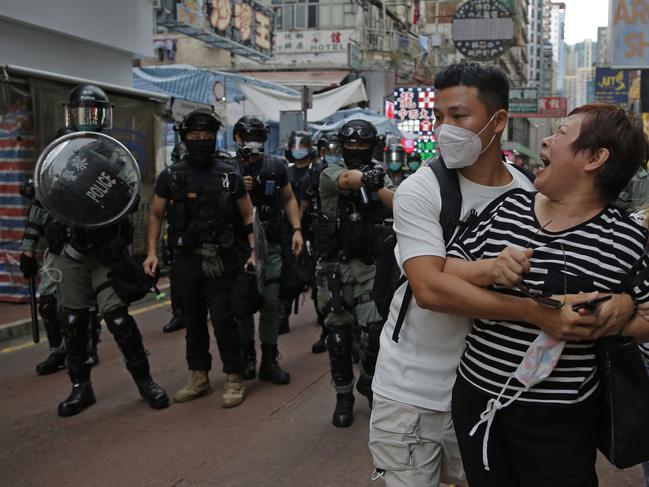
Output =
[{"x1": 65, "y1": 84, "x2": 113, "y2": 132}]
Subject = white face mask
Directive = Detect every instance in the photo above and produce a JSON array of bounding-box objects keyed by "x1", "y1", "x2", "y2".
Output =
[
  {"x1": 434, "y1": 112, "x2": 498, "y2": 169},
  {"x1": 469, "y1": 332, "x2": 566, "y2": 471}
]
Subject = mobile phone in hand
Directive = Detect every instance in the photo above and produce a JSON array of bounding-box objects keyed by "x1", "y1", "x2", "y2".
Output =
[{"x1": 571, "y1": 294, "x2": 613, "y2": 312}]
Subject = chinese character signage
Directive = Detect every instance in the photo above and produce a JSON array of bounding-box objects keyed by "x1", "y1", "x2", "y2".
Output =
[
  {"x1": 393, "y1": 87, "x2": 435, "y2": 135},
  {"x1": 610, "y1": 0, "x2": 649, "y2": 69},
  {"x1": 451, "y1": 0, "x2": 515, "y2": 61},
  {"x1": 595, "y1": 68, "x2": 631, "y2": 108},
  {"x1": 272, "y1": 30, "x2": 352, "y2": 54},
  {"x1": 509, "y1": 96, "x2": 567, "y2": 118},
  {"x1": 392, "y1": 87, "x2": 436, "y2": 156},
  {"x1": 509, "y1": 87, "x2": 539, "y2": 114},
  {"x1": 176, "y1": 0, "x2": 273, "y2": 56},
  {"x1": 538, "y1": 97, "x2": 567, "y2": 118}
]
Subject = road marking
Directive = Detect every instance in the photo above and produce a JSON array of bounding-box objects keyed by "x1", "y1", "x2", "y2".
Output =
[{"x1": 0, "y1": 300, "x2": 171, "y2": 354}]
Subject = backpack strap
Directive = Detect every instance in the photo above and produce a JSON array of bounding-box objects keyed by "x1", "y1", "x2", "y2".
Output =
[{"x1": 392, "y1": 157, "x2": 462, "y2": 343}]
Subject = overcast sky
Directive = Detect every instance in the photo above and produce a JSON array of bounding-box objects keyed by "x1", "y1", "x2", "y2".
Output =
[{"x1": 563, "y1": 0, "x2": 610, "y2": 45}]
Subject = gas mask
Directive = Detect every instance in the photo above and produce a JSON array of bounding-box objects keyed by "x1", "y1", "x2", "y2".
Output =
[{"x1": 342, "y1": 147, "x2": 373, "y2": 169}]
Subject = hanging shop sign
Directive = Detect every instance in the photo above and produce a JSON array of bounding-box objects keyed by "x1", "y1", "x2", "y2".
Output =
[
  {"x1": 509, "y1": 87, "x2": 539, "y2": 114},
  {"x1": 392, "y1": 87, "x2": 436, "y2": 156},
  {"x1": 451, "y1": 0, "x2": 515, "y2": 61},
  {"x1": 509, "y1": 96, "x2": 567, "y2": 118},
  {"x1": 610, "y1": 0, "x2": 649, "y2": 69},
  {"x1": 168, "y1": 0, "x2": 273, "y2": 60}
]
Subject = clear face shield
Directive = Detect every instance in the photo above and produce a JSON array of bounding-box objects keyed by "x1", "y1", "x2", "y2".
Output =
[
  {"x1": 289, "y1": 135, "x2": 312, "y2": 161},
  {"x1": 65, "y1": 104, "x2": 113, "y2": 132},
  {"x1": 322, "y1": 141, "x2": 342, "y2": 164}
]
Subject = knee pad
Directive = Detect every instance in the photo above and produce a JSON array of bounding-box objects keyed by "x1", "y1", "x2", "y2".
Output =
[
  {"x1": 104, "y1": 307, "x2": 138, "y2": 337},
  {"x1": 327, "y1": 327, "x2": 352, "y2": 358},
  {"x1": 366, "y1": 321, "x2": 383, "y2": 353},
  {"x1": 38, "y1": 294, "x2": 59, "y2": 321}
]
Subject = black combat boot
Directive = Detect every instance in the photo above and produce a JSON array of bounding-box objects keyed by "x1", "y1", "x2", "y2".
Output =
[
  {"x1": 128, "y1": 359, "x2": 170, "y2": 409},
  {"x1": 105, "y1": 308, "x2": 169, "y2": 409},
  {"x1": 58, "y1": 364, "x2": 96, "y2": 417},
  {"x1": 241, "y1": 341, "x2": 257, "y2": 380},
  {"x1": 163, "y1": 312, "x2": 185, "y2": 333},
  {"x1": 36, "y1": 352, "x2": 67, "y2": 375},
  {"x1": 333, "y1": 392, "x2": 355, "y2": 428},
  {"x1": 259, "y1": 343, "x2": 290, "y2": 385}
]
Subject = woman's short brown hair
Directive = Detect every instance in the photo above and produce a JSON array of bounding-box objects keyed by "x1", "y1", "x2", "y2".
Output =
[{"x1": 569, "y1": 103, "x2": 649, "y2": 202}]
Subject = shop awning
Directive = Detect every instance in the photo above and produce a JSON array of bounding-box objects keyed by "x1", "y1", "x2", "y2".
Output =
[
  {"x1": 238, "y1": 70, "x2": 350, "y2": 89},
  {"x1": 502, "y1": 141, "x2": 539, "y2": 161}
]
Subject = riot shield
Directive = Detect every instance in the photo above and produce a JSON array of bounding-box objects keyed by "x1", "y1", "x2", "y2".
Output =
[
  {"x1": 33, "y1": 132, "x2": 141, "y2": 229},
  {"x1": 253, "y1": 207, "x2": 267, "y2": 293}
]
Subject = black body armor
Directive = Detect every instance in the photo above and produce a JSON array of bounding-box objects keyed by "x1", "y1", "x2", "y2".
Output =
[
  {"x1": 245, "y1": 157, "x2": 285, "y2": 243},
  {"x1": 166, "y1": 159, "x2": 236, "y2": 252}
]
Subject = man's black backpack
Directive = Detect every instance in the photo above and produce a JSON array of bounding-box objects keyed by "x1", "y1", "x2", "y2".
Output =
[{"x1": 389, "y1": 156, "x2": 535, "y2": 343}]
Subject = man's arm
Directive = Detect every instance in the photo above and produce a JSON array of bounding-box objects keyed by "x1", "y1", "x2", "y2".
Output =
[
  {"x1": 280, "y1": 184, "x2": 304, "y2": 255},
  {"x1": 143, "y1": 195, "x2": 168, "y2": 277},
  {"x1": 404, "y1": 255, "x2": 599, "y2": 342}
]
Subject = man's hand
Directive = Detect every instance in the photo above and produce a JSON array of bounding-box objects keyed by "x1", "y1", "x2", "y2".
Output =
[
  {"x1": 361, "y1": 166, "x2": 386, "y2": 192},
  {"x1": 244, "y1": 251, "x2": 257, "y2": 274},
  {"x1": 143, "y1": 254, "x2": 159, "y2": 278},
  {"x1": 19, "y1": 253, "x2": 38, "y2": 278},
  {"x1": 490, "y1": 246, "x2": 533, "y2": 288},
  {"x1": 292, "y1": 230, "x2": 304, "y2": 257},
  {"x1": 243, "y1": 175, "x2": 254, "y2": 192}
]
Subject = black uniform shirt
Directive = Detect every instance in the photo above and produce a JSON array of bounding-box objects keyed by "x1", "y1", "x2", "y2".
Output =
[{"x1": 288, "y1": 164, "x2": 310, "y2": 202}]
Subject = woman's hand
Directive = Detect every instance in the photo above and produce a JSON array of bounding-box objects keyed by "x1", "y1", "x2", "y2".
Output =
[
  {"x1": 587, "y1": 293, "x2": 634, "y2": 339},
  {"x1": 490, "y1": 246, "x2": 533, "y2": 288}
]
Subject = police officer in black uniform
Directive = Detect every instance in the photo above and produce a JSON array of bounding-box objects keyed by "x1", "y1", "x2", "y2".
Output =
[
  {"x1": 53, "y1": 84, "x2": 169, "y2": 417},
  {"x1": 233, "y1": 116, "x2": 303, "y2": 385},
  {"x1": 278, "y1": 130, "x2": 315, "y2": 334},
  {"x1": 161, "y1": 142, "x2": 187, "y2": 334},
  {"x1": 144, "y1": 109, "x2": 255, "y2": 408}
]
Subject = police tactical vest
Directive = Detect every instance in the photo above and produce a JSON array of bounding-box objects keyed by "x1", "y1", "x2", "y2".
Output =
[
  {"x1": 167, "y1": 160, "x2": 235, "y2": 251},
  {"x1": 246, "y1": 157, "x2": 284, "y2": 241}
]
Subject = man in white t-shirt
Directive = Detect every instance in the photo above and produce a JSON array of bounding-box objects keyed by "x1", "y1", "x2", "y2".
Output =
[{"x1": 368, "y1": 63, "x2": 600, "y2": 486}]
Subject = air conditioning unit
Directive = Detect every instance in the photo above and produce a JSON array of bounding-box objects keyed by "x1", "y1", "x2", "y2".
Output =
[{"x1": 152, "y1": 0, "x2": 162, "y2": 11}]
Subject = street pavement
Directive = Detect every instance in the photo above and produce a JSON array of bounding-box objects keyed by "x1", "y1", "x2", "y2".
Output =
[{"x1": 0, "y1": 299, "x2": 645, "y2": 486}]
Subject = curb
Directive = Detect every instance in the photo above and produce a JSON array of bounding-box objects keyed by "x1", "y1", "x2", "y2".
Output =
[{"x1": 0, "y1": 284, "x2": 171, "y2": 343}]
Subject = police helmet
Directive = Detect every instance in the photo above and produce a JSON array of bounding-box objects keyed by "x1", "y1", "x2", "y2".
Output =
[
  {"x1": 65, "y1": 84, "x2": 113, "y2": 132},
  {"x1": 176, "y1": 109, "x2": 221, "y2": 140},
  {"x1": 285, "y1": 130, "x2": 314, "y2": 162},
  {"x1": 338, "y1": 119, "x2": 378, "y2": 148},
  {"x1": 233, "y1": 116, "x2": 269, "y2": 143}
]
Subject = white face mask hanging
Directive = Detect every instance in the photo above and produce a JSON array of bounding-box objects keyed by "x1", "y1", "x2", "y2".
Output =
[
  {"x1": 434, "y1": 112, "x2": 499, "y2": 169},
  {"x1": 469, "y1": 332, "x2": 566, "y2": 471}
]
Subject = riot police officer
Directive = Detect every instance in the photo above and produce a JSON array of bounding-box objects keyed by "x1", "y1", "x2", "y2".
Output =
[
  {"x1": 279, "y1": 130, "x2": 315, "y2": 334},
  {"x1": 161, "y1": 142, "x2": 187, "y2": 334},
  {"x1": 302, "y1": 132, "x2": 343, "y2": 354},
  {"x1": 144, "y1": 109, "x2": 254, "y2": 408},
  {"x1": 384, "y1": 142, "x2": 407, "y2": 186},
  {"x1": 314, "y1": 119, "x2": 395, "y2": 427},
  {"x1": 233, "y1": 116, "x2": 304, "y2": 385},
  {"x1": 49, "y1": 84, "x2": 169, "y2": 416}
]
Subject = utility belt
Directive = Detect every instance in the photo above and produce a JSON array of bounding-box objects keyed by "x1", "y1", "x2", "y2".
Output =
[
  {"x1": 64, "y1": 221, "x2": 134, "y2": 265},
  {"x1": 169, "y1": 226, "x2": 234, "y2": 255},
  {"x1": 312, "y1": 215, "x2": 382, "y2": 263}
]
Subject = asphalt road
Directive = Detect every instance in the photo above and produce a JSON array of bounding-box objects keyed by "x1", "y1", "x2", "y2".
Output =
[{"x1": 0, "y1": 300, "x2": 644, "y2": 486}]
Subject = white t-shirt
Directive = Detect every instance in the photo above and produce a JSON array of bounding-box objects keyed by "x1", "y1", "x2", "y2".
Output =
[{"x1": 372, "y1": 163, "x2": 536, "y2": 411}]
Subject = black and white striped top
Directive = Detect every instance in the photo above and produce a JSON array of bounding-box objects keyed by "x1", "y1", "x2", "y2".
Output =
[{"x1": 448, "y1": 189, "x2": 649, "y2": 405}]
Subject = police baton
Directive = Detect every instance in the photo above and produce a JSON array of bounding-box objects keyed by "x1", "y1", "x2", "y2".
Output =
[{"x1": 27, "y1": 274, "x2": 39, "y2": 343}]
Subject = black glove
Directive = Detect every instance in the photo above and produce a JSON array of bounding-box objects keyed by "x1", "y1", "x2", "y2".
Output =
[
  {"x1": 20, "y1": 253, "x2": 39, "y2": 278},
  {"x1": 361, "y1": 166, "x2": 386, "y2": 192}
]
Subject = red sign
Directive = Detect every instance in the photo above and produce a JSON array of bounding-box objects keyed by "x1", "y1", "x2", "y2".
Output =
[
  {"x1": 509, "y1": 96, "x2": 568, "y2": 118},
  {"x1": 538, "y1": 97, "x2": 567, "y2": 117}
]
